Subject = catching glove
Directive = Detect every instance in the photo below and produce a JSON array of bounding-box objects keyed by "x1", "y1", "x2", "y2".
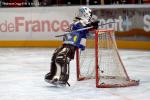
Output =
[{"x1": 90, "y1": 20, "x2": 99, "y2": 29}]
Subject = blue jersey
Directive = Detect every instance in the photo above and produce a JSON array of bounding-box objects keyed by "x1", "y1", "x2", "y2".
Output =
[{"x1": 63, "y1": 22, "x2": 88, "y2": 50}]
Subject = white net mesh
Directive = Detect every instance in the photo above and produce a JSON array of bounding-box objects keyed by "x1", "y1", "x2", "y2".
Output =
[
  {"x1": 98, "y1": 32, "x2": 129, "y2": 84},
  {"x1": 78, "y1": 48, "x2": 95, "y2": 79}
]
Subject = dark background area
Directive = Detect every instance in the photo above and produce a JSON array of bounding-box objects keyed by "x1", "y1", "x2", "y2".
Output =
[{"x1": 0, "y1": 0, "x2": 150, "y2": 7}]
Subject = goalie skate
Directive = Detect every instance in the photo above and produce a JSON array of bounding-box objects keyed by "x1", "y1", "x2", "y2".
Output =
[
  {"x1": 51, "y1": 80, "x2": 67, "y2": 87},
  {"x1": 45, "y1": 78, "x2": 67, "y2": 87}
]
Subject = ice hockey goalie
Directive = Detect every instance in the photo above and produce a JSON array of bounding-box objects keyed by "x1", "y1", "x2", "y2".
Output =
[{"x1": 44, "y1": 7, "x2": 99, "y2": 86}]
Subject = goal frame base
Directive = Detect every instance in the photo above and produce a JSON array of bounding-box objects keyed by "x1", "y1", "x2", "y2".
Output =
[{"x1": 96, "y1": 80, "x2": 139, "y2": 88}]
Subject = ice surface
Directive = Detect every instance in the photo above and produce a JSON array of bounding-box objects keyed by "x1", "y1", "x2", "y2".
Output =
[{"x1": 0, "y1": 48, "x2": 149, "y2": 100}]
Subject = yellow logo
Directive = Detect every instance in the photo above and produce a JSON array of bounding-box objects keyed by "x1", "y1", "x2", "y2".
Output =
[{"x1": 73, "y1": 35, "x2": 77, "y2": 42}]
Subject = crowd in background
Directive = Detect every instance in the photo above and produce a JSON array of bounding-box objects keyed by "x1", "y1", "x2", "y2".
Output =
[{"x1": 0, "y1": 0, "x2": 150, "y2": 7}]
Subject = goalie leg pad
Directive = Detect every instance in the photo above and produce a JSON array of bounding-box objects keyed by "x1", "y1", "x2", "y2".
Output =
[
  {"x1": 53, "y1": 48, "x2": 70, "y2": 83},
  {"x1": 45, "y1": 44, "x2": 76, "y2": 85},
  {"x1": 45, "y1": 46, "x2": 64, "y2": 81},
  {"x1": 44, "y1": 61, "x2": 57, "y2": 82}
]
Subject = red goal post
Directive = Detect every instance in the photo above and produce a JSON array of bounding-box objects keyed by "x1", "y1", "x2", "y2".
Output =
[{"x1": 76, "y1": 29, "x2": 139, "y2": 88}]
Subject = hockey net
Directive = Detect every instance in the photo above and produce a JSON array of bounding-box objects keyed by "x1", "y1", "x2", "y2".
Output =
[{"x1": 76, "y1": 29, "x2": 139, "y2": 88}]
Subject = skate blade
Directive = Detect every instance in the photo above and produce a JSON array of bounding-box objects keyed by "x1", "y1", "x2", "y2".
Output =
[
  {"x1": 51, "y1": 81, "x2": 66, "y2": 87},
  {"x1": 45, "y1": 79, "x2": 66, "y2": 87}
]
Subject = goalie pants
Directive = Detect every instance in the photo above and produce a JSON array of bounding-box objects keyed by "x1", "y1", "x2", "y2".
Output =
[{"x1": 45, "y1": 44, "x2": 77, "y2": 83}]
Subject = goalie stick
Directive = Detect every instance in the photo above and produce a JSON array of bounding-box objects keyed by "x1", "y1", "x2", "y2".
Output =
[{"x1": 55, "y1": 21, "x2": 116, "y2": 37}]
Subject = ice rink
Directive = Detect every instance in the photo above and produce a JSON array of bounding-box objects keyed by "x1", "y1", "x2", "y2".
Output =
[{"x1": 0, "y1": 48, "x2": 149, "y2": 100}]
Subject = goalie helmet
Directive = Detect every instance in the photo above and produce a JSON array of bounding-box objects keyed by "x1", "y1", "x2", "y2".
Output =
[{"x1": 76, "y1": 7, "x2": 92, "y2": 22}]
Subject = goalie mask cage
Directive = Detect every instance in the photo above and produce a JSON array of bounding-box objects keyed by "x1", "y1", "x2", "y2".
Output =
[{"x1": 76, "y1": 29, "x2": 139, "y2": 88}]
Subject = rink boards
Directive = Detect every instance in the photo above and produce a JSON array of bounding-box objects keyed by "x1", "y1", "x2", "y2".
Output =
[{"x1": 0, "y1": 5, "x2": 149, "y2": 50}]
